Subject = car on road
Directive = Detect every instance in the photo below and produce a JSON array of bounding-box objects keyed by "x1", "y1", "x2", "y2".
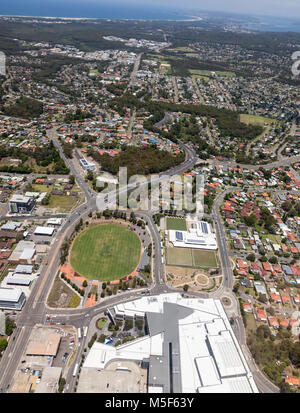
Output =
[{"x1": 45, "y1": 262, "x2": 48, "y2": 265}]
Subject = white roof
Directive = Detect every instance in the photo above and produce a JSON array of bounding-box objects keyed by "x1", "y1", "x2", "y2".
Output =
[
  {"x1": 34, "y1": 226, "x2": 55, "y2": 236},
  {"x1": 0, "y1": 287, "x2": 23, "y2": 302},
  {"x1": 195, "y1": 356, "x2": 221, "y2": 387},
  {"x1": 1, "y1": 221, "x2": 21, "y2": 230},
  {"x1": 20, "y1": 249, "x2": 35, "y2": 260},
  {"x1": 93, "y1": 294, "x2": 259, "y2": 393},
  {"x1": 6, "y1": 277, "x2": 31, "y2": 286},
  {"x1": 207, "y1": 331, "x2": 246, "y2": 377},
  {"x1": 46, "y1": 218, "x2": 62, "y2": 225},
  {"x1": 15, "y1": 264, "x2": 33, "y2": 274},
  {"x1": 15, "y1": 240, "x2": 35, "y2": 252},
  {"x1": 10, "y1": 194, "x2": 32, "y2": 203}
]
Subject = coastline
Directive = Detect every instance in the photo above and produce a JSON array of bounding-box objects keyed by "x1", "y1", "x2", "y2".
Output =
[{"x1": 0, "y1": 14, "x2": 203, "y2": 22}]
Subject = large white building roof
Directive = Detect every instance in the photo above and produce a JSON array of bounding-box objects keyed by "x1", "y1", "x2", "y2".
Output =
[
  {"x1": 168, "y1": 221, "x2": 218, "y2": 250},
  {"x1": 34, "y1": 226, "x2": 55, "y2": 236},
  {"x1": 10, "y1": 194, "x2": 32, "y2": 203},
  {"x1": 84, "y1": 293, "x2": 259, "y2": 394},
  {"x1": 0, "y1": 287, "x2": 23, "y2": 302}
]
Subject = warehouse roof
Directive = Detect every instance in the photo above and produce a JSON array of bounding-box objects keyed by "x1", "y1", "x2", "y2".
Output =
[
  {"x1": 34, "y1": 226, "x2": 55, "y2": 236},
  {"x1": 88, "y1": 293, "x2": 259, "y2": 393},
  {"x1": 0, "y1": 287, "x2": 23, "y2": 302}
]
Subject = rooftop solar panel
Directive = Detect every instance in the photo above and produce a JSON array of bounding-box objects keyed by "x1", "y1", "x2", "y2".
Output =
[
  {"x1": 201, "y1": 222, "x2": 208, "y2": 234},
  {"x1": 175, "y1": 231, "x2": 183, "y2": 241}
]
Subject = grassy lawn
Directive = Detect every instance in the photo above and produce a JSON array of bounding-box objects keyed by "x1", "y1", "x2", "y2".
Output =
[
  {"x1": 167, "y1": 47, "x2": 194, "y2": 52},
  {"x1": 166, "y1": 217, "x2": 187, "y2": 231},
  {"x1": 47, "y1": 274, "x2": 80, "y2": 308},
  {"x1": 47, "y1": 194, "x2": 78, "y2": 212},
  {"x1": 191, "y1": 74, "x2": 210, "y2": 82},
  {"x1": 192, "y1": 250, "x2": 218, "y2": 268},
  {"x1": 31, "y1": 184, "x2": 50, "y2": 193},
  {"x1": 245, "y1": 313, "x2": 257, "y2": 333},
  {"x1": 159, "y1": 63, "x2": 171, "y2": 74},
  {"x1": 68, "y1": 293, "x2": 81, "y2": 308},
  {"x1": 189, "y1": 69, "x2": 235, "y2": 77},
  {"x1": 261, "y1": 234, "x2": 282, "y2": 245},
  {"x1": 166, "y1": 247, "x2": 193, "y2": 267},
  {"x1": 70, "y1": 224, "x2": 141, "y2": 281},
  {"x1": 240, "y1": 114, "x2": 277, "y2": 126},
  {"x1": 97, "y1": 319, "x2": 107, "y2": 329}
]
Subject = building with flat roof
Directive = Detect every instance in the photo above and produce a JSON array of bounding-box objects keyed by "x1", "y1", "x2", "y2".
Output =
[
  {"x1": 9, "y1": 194, "x2": 35, "y2": 214},
  {"x1": 0, "y1": 221, "x2": 22, "y2": 231},
  {"x1": 26, "y1": 332, "x2": 61, "y2": 357},
  {"x1": 34, "y1": 226, "x2": 55, "y2": 236},
  {"x1": 169, "y1": 220, "x2": 218, "y2": 250},
  {"x1": 8, "y1": 241, "x2": 36, "y2": 265},
  {"x1": 46, "y1": 218, "x2": 62, "y2": 226},
  {"x1": 0, "y1": 287, "x2": 26, "y2": 310},
  {"x1": 83, "y1": 293, "x2": 258, "y2": 393},
  {"x1": 79, "y1": 157, "x2": 96, "y2": 171},
  {"x1": 35, "y1": 367, "x2": 62, "y2": 393}
]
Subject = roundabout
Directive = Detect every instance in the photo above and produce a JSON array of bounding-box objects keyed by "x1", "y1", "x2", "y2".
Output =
[{"x1": 70, "y1": 224, "x2": 141, "y2": 282}]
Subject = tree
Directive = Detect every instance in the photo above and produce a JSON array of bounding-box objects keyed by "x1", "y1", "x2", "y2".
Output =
[
  {"x1": 244, "y1": 213, "x2": 257, "y2": 227},
  {"x1": 124, "y1": 319, "x2": 133, "y2": 331},
  {"x1": 266, "y1": 307, "x2": 275, "y2": 316},
  {"x1": 58, "y1": 377, "x2": 66, "y2": 393},
  {"x1": 82, "y1": 280, "x2": 88, "y2": 288},
  {"x1": 0, "y1": 338, "x2": 8, "y2": 352},
  {"x1": 258, "y1": 293, "x2": 268, "y2": 304},
  {"x1": 280, "y1": 381, "x2": 291, "y2": 393},
  {"x1": 183, "y1": 284, "x2": 189, "y2": 292},
  {"x1": 5, "y1": 317, "x2": 15, "y2": 336},
  {"x1": 269, "y1": 256, "x2": 278, "y2": 264},
  {"x1": 246, "y1": 253, "x2": 256, "y2": 262}
]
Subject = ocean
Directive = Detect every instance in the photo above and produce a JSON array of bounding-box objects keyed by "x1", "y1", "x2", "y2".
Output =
[
  {"x1": 0, "y1": 1, "x2": 299, "y2": 32},
  {"x1": 241, "y1": 15, "x2": 300, "y2": 33},
  {"x1": 0, "y1": 0, "x2": 193, "y2": 21}
]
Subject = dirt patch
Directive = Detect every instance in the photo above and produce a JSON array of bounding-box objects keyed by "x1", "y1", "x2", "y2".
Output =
[{"x1": 221, "y1": 296, "x2": 232, "y2": 307}]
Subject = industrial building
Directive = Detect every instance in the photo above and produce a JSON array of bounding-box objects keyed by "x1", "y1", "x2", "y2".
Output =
[
  {"x1": 0, "y1": 287, "x2": 26, "y2": 310},
  {"x1": 26, "y1": 332, "x2": 61, "y2": 357},
  {"x1": 8, "y1": 240, "x2": 36, "y2": 264},
  {"x1": 82, "y1": 293, "x2": 258, "y2": 393},
  {"x1": 9, "y1": 194, "x2": 35, "y2": 214},
  {"x1": 34, "y1": 226, "x2": 55, "y2": 236},
  {"x1": 168, "y1": 220, "x2": 218, "y2": 250}
]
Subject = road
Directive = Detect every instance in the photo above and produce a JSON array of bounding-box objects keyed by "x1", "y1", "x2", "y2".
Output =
[{"x1": 128, "y1": 53, "x2": 142, "y2": 88}]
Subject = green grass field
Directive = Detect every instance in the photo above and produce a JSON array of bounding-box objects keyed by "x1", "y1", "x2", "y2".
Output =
[
  {"x1": 192, "y1": 250, "x2": 218, "y2": 268},
  {"x1": 166, "y1": 247, "x2": 193, "y2": 267},
  {"x1": 48, "y1": 195, "x2": 78, "y2": 212},
  {"x1": 166, "y1": 217, "x2": 187, "y2": 231},
  {"x1": 166, "y1": 247, "x2": 218, "y2": 268},
  {"x1": 189, "y1": 69, "x2": 235, "y2": 78},
  {"x1": 239, "y1": 114, "x2": 277, "y2": 126},
  {"x1": 70, "y1": 224, "x2": 141, "y2": 281}
]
